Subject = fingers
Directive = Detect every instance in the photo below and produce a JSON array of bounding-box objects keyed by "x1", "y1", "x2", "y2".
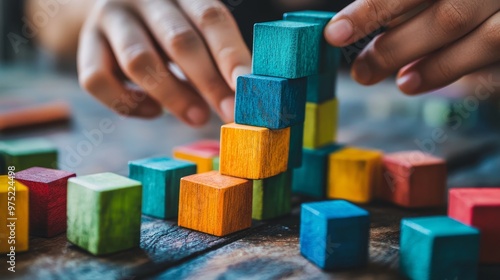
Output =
[
  {"x1": 97, "y1": 4, "x2": 210, "y2": 126},
  {"x1": 397, "y1": 12, "x2": 500, "y2": 94}
]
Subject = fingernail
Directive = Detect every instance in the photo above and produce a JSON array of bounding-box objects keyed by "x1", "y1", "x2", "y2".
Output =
[
  {"x1": 397, "y1": 72, "x2": 421, "y2": 93},
  {"x1": 186, "y1": 106, "x2": 207, "y2": 126},
  {"x1": 220, "y1": 96, "x2": 235, "y2": 123},
  {"x1": 352, "y1": 60, "x2": 371, "y2": 84},
  {"x1": 326, "y1": 19, "x2": 353, "y2": 45},
  {"x1": 231, "y1": 65, "x2": 251, "y2": 89}
]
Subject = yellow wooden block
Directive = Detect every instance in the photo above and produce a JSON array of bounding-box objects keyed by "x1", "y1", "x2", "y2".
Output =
[
  {"x1": 1, "y1": 175, "x2": 29, "y2": 253},
  {"x1": 327, "y1": 147, "x2": 383, "y2": 203},
  {"x1": 220, "y1": 123, "x2": 290, "y2": 179},
  {"x1": 303, "y1": 99, "x2": 338, "y2": 149},
  {"x1": 173, "y1": 140, "x2": 220, "y2": 173}
]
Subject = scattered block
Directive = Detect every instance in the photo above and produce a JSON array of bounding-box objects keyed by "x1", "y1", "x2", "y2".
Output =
[
  {"x1": 300, "y1": 200, "x2": 370, "y2": 270},
  {"x1": 0, "y1": 138, "x2": 57, "y2": 174},
  {"x1": 400, "y1": 216, "x2": 480, "y2": 280},
  {"x1": 303, "y1": 99, "x2": 338, "y2": 149},
  {"x1": 327, "y1": 147, "x2": 382, "y2": 203},
  {"x1": 220, "y1": 123, "x2": 290, "y2": 179},
  {"x1": 288, "y1": 123, "x2": 304, "y2": 169},
  {"x1": 16, "y1": 167, "x2": 75, "y2": 237},
  {"x1": 252, "y1": 171, "x2": 292, "y2": 220},
  {"x1": 252, "y1": 20, "x2": 321, "y2": 79},
  {"x1": 0, "y1": 175, "x2": 29, "y2": 253},
  {"x1": 178, "y1": 171, "x2": 252, "y2": 236},
  {"x1": 173, "y1": 140, "x2": 220, "y2": 173},
  {"x1": 449, "y1": 188, "x2": 500, "y2": 263},
  {"x1": 235, "y1": 74, "x2": 307, "y2": 129},
  {"x1": 377, "y1": 151, "x2": 447, "y2": 208},
  {"x1": 212, "y1": 156, "x2": 219, "y2": 171},
  {"x1": 129, "y1": 157, "x2": 196, "y2": 219},
  {"x1": 67, "y1": 173, "x2": 142, "y2": 255},
  {"x1": 293, "y1": 144, "x2": 344, "y2": 198},
  {"x1": 306, "y1": 72, "x2": 337, "y2": 103}
]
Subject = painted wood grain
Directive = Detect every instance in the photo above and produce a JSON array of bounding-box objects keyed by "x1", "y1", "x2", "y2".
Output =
[
  {"x1": 303, "y1": 99, "x2": 338, "y2": 149},
  {"x1": 0, "y1": 138, "x2": 58, "y2": 174},
  {"x1": 252, "y1": 171, "x2": 292, "y2": 220},
  {"x1": 0, "y1": 175, "x2": 29, "y2": 253}
]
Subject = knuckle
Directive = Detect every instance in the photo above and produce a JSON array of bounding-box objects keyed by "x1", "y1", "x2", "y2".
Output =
[
  {"x1": 79, "y1": 68, "x2": 109, "y2": 94},
  {"x1": 167, "y1": 28, "x2": 199, "y2": 53},
  {"x1": 122, "y1": 47, "x2": 154, "y2": 77},
  {"x1": 369, "y1": 35, "x2": 397, "y2": 69},
  {"x1": 433, "y1": 2, "x2": 471, "y2": 36},
  {"x1": 96, "y1": 0, "x2": 122, "y2": 20},
  {"x1": 196, "y1": 4, "x2": 227, "y2": 26},
  {"x1": 481, "y1": 16, "x2": 500, "y2": 51}
]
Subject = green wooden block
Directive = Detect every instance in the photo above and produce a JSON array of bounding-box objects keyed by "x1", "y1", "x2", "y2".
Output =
[
  {"x1": 252, "y1": 171, "x2": 292, "y2": 220},
  {"x1": 252, "y1": 20, "x2": 321, "y2": 79},
  {"x1": 307, "y1": 72, "x2": 337, "y2": 103},
  {"x1": 67, "y1": 173, "x2": 142, "y2": 255},
  {"x1": 212, "y1": 157, "x2": 219, "y2": 171},
  {"x1": 0, "y1": 138, "x2": 57, "y2": 174},
  {"x1": 129, "y1": 157, "x2": 196, "y2": 219}
]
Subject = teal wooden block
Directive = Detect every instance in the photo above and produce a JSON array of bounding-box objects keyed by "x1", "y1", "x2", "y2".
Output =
[
  {"x1": 235, "y1": 74, "x2": 307, "y2": 129},
  {"x1": 293, "y1": 144, "x2": 344, "y2": 198},
  {"x1": 252, "y1": 171, "x2": 292, "y2": 220},
  {"x1": 307, "y1": 72, "x2": 337, "y2": 103},
  {"x1": 0, "y1": 138, "x2": 57, "y2": 174},
  {"x1": 129, "y1": 157, "x2": 196, "y2": 219},
  {"x1": 252, "y1": 20, "x2": 321, "y2": 79},
  {"x1": 288, "y1": 123, "x2": 305, "y2": 169},
  {"x1": 400, "y1": 216, "x2": 480, "y2": 280},
  {"x1": 212, "y1": 157, "x2": 219, "y2": 171},
  {"x1": 67, "y1": 173, "x2": 142, "y2": 255}
]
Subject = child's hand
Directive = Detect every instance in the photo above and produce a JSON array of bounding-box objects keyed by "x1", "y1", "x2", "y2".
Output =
[
  {"x1": 325, "y1": 0, "x2": 500, "y2": 94},
  {"x1": 77, "y1": 0, "x2": 251, "y2": 126}
]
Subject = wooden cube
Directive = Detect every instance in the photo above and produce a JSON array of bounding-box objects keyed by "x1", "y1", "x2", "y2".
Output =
[
  {"x1": 220, "y1": 123, "x2": 290, "y2": 179},
  {"x1": 252, "y1": 171, "x2": 292, "y2": 220},
  {"x1": 300, "y1": 200, "x2": 370, "y2": 270},
  {"x1": 293, "y1": 144, "x2": 344, "y2": 198},
  {"x1": 67, "y1": 173, "x2": 142, "y2": 255},
  {"x1": 327, "y1": 147, "x2": 382, "y2": 203},
  {"x1": 252, "y1": 20, "x2": 321, "y2": 78},
  {"x1": 16, "y1": 167, "x2": 75, "y2": 237},
  {"x1": 303, "y1": 99, "x2": 338, "y2": 149},
  {"x1": 234, "y1": 74, "x2": 307, "y2": 129},
  {"x1": 377, "y1": 151, "x2": 447, "y2": 208},
  {"x1": 178, "y1": 171, "x2": 252, "y2": 236},
  {"x1": 129, "y1": 157, "x2": 196, "y2": 219},
  {"x1": 400, "y1": 216, "x2": 480, "y2": 280},
  {"x1": 173, "y1": 140, "x2": 220, "y2": 174},
  {"x1": 0, "y1": 175, "x2": 29, "y2": 253},
  {"x1": 449, "y1": 188, "x2": 500, "y2": 263},
  {"x1": 288, "y1": 123, "x2": 304, "y2": 169},
  {"x1": 0, "y1": 138, "x2": 57, "y2": 174},
  {"x1": 306, "y1": 72, "x2": 337, "y2": 103}
]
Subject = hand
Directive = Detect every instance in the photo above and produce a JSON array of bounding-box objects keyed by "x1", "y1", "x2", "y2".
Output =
[
  {"x1": 78, "y1": 0, "x2": 251, "y2": 126},
  {"x1": 324, "y1": 0, "x2": 500, "y2": 95}
]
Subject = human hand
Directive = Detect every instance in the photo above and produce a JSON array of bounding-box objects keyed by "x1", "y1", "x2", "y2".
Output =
[
  {"x1": 78, "y1": 0, "x2": 251, "y2": 126},
  {"x1": 324, "y1": 0, "x2": 500, "y2": 94}
]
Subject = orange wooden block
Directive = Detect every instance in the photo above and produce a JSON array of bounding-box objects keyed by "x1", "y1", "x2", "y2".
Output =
[
  {"x1": 173, "y1": 140, "x2": 220, "y2": 173},
  {"x1": 219, "y1": 123, "x2": 290, "y2": 179},
  {"x1": 377, "y1": 151, "x2": 447, "y2": 208},
  {"x1": 0, "y1": 101, "x2": 70, "y2": 131},
  {"x1": 178, "y1": 171, "x2": 252, "y2": 236}
]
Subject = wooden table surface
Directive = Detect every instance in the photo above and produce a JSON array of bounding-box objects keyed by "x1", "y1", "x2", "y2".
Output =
[{"x1": 1, "y1": 65, "x2": 500, "y2": 280}]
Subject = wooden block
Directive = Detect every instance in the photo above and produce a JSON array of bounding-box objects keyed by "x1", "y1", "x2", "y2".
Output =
[
  {"x1": 448, "y1": 188, "x2": 500, "y2": 263},
  {"x1": 0, "y1": 101, "x2": 70, "y2": 131},
  {"x1": 377, "y1": 151, "x2": 447, "y2": 208},
  {"x1": 306, "y1": 72, "x2": 337, "y2": 103},
  {"x1": 252, "y1": 20, "x2": 321, "y2": 79},
  {"x1": 67, "y1": 173, "x2": 142, "y2": 255},
  {"x1": 235, "y1": 74, "x2": 307, "y2": 129},
  {"x1": 300, "y1": 200, "x2": 369, "y2": 270},
  {"x1": 400, "y1": 216, "x2": 480, "y2": 280},
  {"x1": 292, "y1": 144, "x2": 344, "y2": 198},
  {"x1": 0, "y1": 138, "x2": 57, "y2": 174},
  {"x1": 129, "y1": 157, "x2": 196, "y2": 219},
  {"x1": 0, "y1": 175, "x2": 29, "y2": 253},
  {"x1": 303, "y1": 99, "x2": 338, "y2": 149},
  {"x1": 220, "y1": 123, "x2": 290, "y2": 179},
  {"x1": 288, "y1": 123, "x2": 305, "y2": 169},
  {"x1": 327, "y1": 147, "x2": 383, "y2": 203},
  {"x1": 16, "y1": 167, "x2": 75, "y2": 237},
  {"x1": 212, "y1": 156, "x2": 219, "y2": 171},
  {"x1": 173, "y1": 140, "x2": 220, "y2": 174},
  {"x1": 252, "y1": 171, "x2": 292, "y2": 220},
  {"x1": 178, "y1": 171, "x2": 252, "y2": 236}
]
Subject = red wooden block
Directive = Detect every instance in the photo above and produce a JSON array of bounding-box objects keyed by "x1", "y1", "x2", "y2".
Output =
[
  {"x1": 16, "y1": 167, "x2": 76, "y2": 237},
  {"x1": 449, "y1": 188, "x2": 500, "y2": 263},
  {"x1": 377, "y1": 151, "x2": 446, "y2": 208}
]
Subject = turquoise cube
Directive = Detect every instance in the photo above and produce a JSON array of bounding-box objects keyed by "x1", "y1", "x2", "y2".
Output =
[
  {"x1": 400, "y1": 216, "x2": 480, "y2": 280},
  {"x1": 307, "y1": 72, "x2": 337, "y2": 103},
  {"x1": 300, "y1": 200, "x2": 370, "y2": 270},
  {"x1": 252, "y1": 20, "x2": 321, "y2": 79},
  {"x1": 129, "y1": 157, "x2": 196, "y2": 219},
  {"x1": 288, "y1": 123, "x2": 304, "y2": 169}
]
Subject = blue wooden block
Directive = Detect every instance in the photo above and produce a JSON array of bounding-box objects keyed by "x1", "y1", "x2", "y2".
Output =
[
  {"x1": 300, "y1": 200, "x2": 370, "y2": 270},
  {"x1": 288, "y1": 123, "x2": 305, "y2": 169},
  {"x1": 129, "y1": 157, "x2": 196, "y2": 219},
  {"x1": 235, "y1": 74, "x2": 307, "y2": 129},
  {"x1": 293, "y1": 144, "x2": 344, "y2": 198},
  {"x1": 400, "y1": 216, "x2": 480, "y2": 280},
  {"x1": 252, "y1": 20, "x2": 321, "y2": 79},
  {"x1": 307, "y1": 72, "x2": 337, "y2": 103}
]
